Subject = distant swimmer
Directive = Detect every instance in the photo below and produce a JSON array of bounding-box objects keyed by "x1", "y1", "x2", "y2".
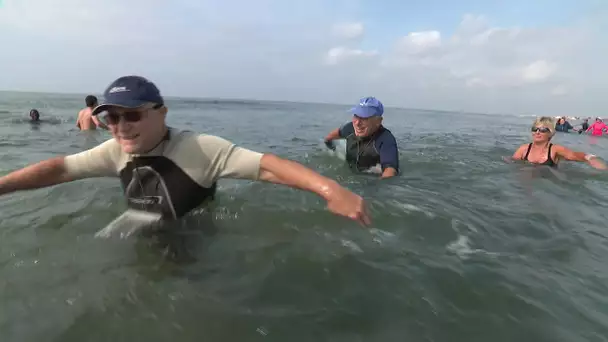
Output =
[
  {"x1": 555, "y1": 116, "x2": 576, "y2": 132},
  {"x1": 323, "y1": 97, "x2": 399, "y2": 179},
  {"x1": 29, "y1": 109, "x2": 40, "y2": 122},
  {"x1": 585, "y1": 117, "x2": 607, "y2": 136},
  {"x1": 579, "y1": 118, "x2": 590, "y2": 134},
  {"x1": 0, "y1": 75, "x2": 370, "y2": 227},
  {"x1": 510, "y1": 116, "x2": 607, "y2": 169},
  {"x1": 77, "y1": 95, "x2": 108, "y2": 130}
]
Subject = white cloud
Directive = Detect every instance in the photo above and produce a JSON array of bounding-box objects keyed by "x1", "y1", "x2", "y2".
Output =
[
  {"x1": 331, "y1": 22, "x2": 365, "y2": 40},
  {"x1": 521, "y1": 60, "x2": 557, "y2": 83},
  {"x1": 325, "y1": 47, "x2": 378, "y2": 65},
  {"x1": 373, "y1": 14, "x2": 603, "y2": 115},
  {"x1": 0, "y1": 0, "x2": 605, "y2": 115},
  {"x1": 397, "y1": 31, "x2": 442, "y2": 52}
]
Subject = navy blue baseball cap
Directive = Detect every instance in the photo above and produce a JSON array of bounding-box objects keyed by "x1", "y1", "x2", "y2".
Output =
[
  {"x1": 349, "y1": 96, "x2": 384, "y2": 118},
  {"x1": 92, "y1": 75, "x2": 164, "y2": 115}
]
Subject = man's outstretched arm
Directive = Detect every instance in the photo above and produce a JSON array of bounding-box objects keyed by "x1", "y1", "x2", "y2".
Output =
[
  {"x1": 0, "y1": 157, "x2": 75, "y2": 196},
  {"x1": 258, "y1": 154, "x2": 371, "y2": 225}
]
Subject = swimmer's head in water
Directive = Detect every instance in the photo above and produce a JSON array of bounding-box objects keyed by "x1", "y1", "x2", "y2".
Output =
[
  {"x1": 531, "y1": 116, "x2": 555, "y2": 143},
  {"x1": 29, "y1": 109, "x2": 40, "y2": 121},
  {"x1": 85, "y1": 95, "x2": 98, "y2": 108}
]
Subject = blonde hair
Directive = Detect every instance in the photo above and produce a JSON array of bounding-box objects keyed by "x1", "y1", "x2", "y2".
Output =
[{"x1": 531, "y1": 116, "x2": 556, "y2": 135}]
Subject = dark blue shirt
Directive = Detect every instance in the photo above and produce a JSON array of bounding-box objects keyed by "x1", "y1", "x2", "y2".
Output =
[
  {"x1": 338, "y1": 122, "x2": 399, "y2": 172},
  {"x1": 555, "y1": 121, "x2": 574, "y2": 132}
]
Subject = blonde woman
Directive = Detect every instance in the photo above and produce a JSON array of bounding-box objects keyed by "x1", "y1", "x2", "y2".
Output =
[{"x1": 511, "y1": 116, "x2": 607, "y2": 170}]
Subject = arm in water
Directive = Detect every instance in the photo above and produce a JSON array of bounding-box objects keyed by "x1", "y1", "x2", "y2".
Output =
[
  {"x1": 0, "y1": 157, "x2": 75, "y2": 196},
  {"x1": 258, "y1": 154, "x2": 371, "y2": 225},
  {"x1": 382, "y1": 168, "x2": 397, "y2": 178},
  {"x1": 76, "y1": 112, "x2": 81, "y2": 129},
  {"x1": 553, "y1": 145, "x2": 608, "y2": 170},
  {"x1": 506, "y1": 144, "x2": 528, "y2": 162},
  {"x1": 92, "y1": 115, "x2": 109, "y2": 130},
  {"x1": 323, "y1": 128, "x2": 341, "y2": 150},
  {"x1": 0, "y1": 140, "x2": 117, "y2": 196},
  {"x1": 377, "y1": 134, "x2": 399, "y2": 179}
]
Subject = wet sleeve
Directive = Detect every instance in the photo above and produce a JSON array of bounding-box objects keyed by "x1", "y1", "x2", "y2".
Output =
[
  {"x1": 196, "y1": 135, "x2": 263, "y2": 182},
  {"x1": 63, "y1": 139, "x2": 121, "y2": 179},
  {"x1": 338, "y1": 122, "x2": 355, "y2": 138},
  {"x1": 376, "y1": 133, "x2": 400, "y2": 172}
]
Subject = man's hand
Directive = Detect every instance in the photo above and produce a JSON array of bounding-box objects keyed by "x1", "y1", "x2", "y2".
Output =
[
  {"x1": 587, "y1": 156, "x2": 608, "y2": 170},
  {"x1": 324, "y1": 140, "x2": 336, "y2": 151},
  {"x1": 324, "y1": 128, "x2": 341, "y2": 150},
  {"x1": 381, "y1": 167, "x2": 397, "y2": 179},
  {"x1": 325, "y1": 186, "x2": 371, "y2": 225}
]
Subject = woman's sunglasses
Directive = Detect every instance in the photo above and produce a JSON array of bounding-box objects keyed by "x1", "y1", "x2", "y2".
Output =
[
  {"x1": 531, "y1": 127, "x2": 551, "y2": 133},
  {"x1": 101, "y1": 104, "x2": 163, "y2": 125}
]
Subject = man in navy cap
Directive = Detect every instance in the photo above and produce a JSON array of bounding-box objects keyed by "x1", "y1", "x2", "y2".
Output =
[
  {"x1": 0, "y1": 76, "x2": 371, "y2": 226},
  {"x1": 324, "y1": 97, "x2": 399, "y2": 179}
]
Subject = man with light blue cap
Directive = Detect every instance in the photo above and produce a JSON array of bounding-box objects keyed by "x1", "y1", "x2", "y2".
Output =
[{"x1": 323, "y1": 97, "x2": 399, "y2": 178}]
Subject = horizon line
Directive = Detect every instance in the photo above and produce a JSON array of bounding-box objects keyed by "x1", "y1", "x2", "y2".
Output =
[{"x1": 0, "y1": 88, "x2": 522, "y2": 117}]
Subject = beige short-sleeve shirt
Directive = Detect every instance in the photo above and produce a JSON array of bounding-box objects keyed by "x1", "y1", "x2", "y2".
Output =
[{"x1": 64, "y1": 129, "x2": 263, "y2": 218}]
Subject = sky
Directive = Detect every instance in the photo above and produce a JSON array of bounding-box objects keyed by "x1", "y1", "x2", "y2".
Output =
[{"x1": 0, "y1": 0, "x2": 606, "y2": 115}]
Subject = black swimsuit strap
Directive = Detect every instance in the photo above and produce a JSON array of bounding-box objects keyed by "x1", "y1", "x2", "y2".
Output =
[
  {"x1": 523, "y1": 143, "x2": 533, "y2": 161},
  {"x1": 546, "y1": 143, "x2": 556, "y2": 166}
]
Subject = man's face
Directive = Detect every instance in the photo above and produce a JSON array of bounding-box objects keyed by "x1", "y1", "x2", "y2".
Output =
[
  {"x1": 101, "y1": 104, "x2": 167, "y2": 154},
  {"x1": 352, "y1": 115, "x2": 382, "y2": 137}
]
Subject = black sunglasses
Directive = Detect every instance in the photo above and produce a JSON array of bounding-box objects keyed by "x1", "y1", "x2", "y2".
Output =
[
  {"x1": 102, "y1": 104, "x2": 163, "y2": 125},
  {"x1": 531, "y1": 127, "x2": 551, "y2": 133}
]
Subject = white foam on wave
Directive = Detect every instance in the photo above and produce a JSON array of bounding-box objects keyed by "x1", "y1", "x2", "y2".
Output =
[
  {"x1": 447, "y1": 235, "x2": 499, "y2": 259},
  {"x1": 341, "y1": 239, "x2": 363, "y2": 253},
  {"x1": 369, "y1": 228, "x2": 398, "y2": 246},
  {"x1": 451, "y1": 218, "x2": 478, "y2": 233},
  {"x1": 321, "y1": 139, "x2": 347, "y2": 161},
  {"x1": 94, "y1": 209, "x2": 162, "y2": 239},
  {"x1": 369, "y1": 228, "x2": 396, "y2": 239},
  {"x1": 389, "y1": 200, "x2": 436, "y2": 218}
]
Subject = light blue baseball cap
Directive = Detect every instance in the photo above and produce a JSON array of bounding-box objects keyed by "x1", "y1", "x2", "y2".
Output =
[{"x1": 349, "y1": 96, "x2": 384, "y2": 118}]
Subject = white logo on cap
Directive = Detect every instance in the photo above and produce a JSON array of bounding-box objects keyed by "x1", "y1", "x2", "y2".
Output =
[{"x1": 109, "y1": 86, "x2": 129, "y2": 93}]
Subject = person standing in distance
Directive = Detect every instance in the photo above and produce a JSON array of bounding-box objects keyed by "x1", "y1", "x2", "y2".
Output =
[
  {"x1": 323, "y1": 97, "x2": 399, "y2": 179},
  {"x1": 0, "y1": 76, "x2": 370, "y2": 226},
  {"x1": 77, "y1": 95, "x2": 108, "y2": 130}
]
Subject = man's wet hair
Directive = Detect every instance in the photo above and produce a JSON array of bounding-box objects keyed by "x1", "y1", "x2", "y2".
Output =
[
  {"x1": 29, "y1": 109, "x2": 40, "y2": 121},
  {"x1": 85, "y1": 95, "x2": 98, "y2": 108}
]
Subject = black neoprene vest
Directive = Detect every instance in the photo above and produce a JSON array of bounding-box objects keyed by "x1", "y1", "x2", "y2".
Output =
[
  {"x1": 119, "y1": 129, "x2": 217, "y2": 220},
  {"x1": 344, "y1": 126, "x2": 386, "y2": 171}
]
